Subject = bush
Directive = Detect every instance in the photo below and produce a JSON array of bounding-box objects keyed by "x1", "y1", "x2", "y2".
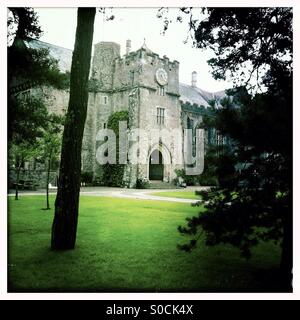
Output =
[
  {"x1": 175, "y1": 169, "x2": 198, "y2": 186},
  {"x1": 135, "y1": 178, "x2": 150, "y2": 189},
  {"x1": 81, "y1": 171, "x2": 93, "y2": 184},
  {"x1": 102, "y1": 164, "x2": 126, "y2": 187},
  {"x1": 174, "y1": 168, "x2": 218, "y2": 187}
]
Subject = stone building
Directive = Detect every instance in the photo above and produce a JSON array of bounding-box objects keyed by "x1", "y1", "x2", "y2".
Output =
[{"x1": 10, "y1": 39, "x2": 227, "y2": 188}]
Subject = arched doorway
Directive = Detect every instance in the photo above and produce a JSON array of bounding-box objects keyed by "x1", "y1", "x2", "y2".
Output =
[{"x1": 149, "y1": 149, "x2": 164, "y2": 181}]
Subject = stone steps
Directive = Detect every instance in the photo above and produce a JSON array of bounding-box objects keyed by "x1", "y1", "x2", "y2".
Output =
[{"x1": 148, "y1": 180, "x2": 179, "y2": 189}]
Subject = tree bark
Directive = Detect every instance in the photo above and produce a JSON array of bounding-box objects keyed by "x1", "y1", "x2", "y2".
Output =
[{"x1": 51, "y1": 8, "x2": 96, "y2": 250}]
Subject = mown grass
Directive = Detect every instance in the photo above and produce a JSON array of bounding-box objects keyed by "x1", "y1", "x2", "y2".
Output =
[{"x1": 8, "y1": 195, "x2": 282, "y2": 292}]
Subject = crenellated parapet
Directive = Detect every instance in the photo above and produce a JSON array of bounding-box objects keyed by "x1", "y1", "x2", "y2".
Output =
[{"x1": 89, "y1": 40, "x2": 180, "y2": 99}]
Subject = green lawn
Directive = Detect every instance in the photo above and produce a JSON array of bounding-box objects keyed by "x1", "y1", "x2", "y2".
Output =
[
  {"x1": 151, "y1": 190, "x2": 200, "y2": 200},
  {"x1": 8, "y1": 195, "x2": 282, "y2": 292}
]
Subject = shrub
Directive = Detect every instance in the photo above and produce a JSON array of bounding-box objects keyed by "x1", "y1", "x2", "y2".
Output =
[
  {"x1": 174, "y1": 168, "x2": 218, "y2": 187},
  {"x1": 81, "y1": 171, "x2": 93, "y2": 184},
  {"x1": 135, "y1": 178, "x2": 150, "y2": 189}
]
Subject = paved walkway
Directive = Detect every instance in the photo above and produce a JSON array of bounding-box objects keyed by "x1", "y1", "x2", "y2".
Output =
[{"x1": 8, "y1": 186, "x2": 206, "y2": 203}]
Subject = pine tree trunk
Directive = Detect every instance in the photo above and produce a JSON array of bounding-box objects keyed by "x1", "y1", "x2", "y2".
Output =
[{"x1": 51, "y1": 8, "x2": 96, "y2": 250}]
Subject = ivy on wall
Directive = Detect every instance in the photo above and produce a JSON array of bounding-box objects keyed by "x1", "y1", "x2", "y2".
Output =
[{"x1": 102, "y1": 110, "x2": 129, "y2": 187}]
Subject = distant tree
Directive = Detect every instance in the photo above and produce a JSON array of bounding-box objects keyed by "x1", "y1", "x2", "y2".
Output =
[
  {"x1": 9, "y1": 94, "x2": 49, "y2": 144},
  {"x1": 8, "y1": 7, "x2": 42, "y2": 44},
  {"x1": 8, "y1": 94, "x2": 49, "y2": 200},
  {"x1": 39, "y1": 114, "x2": 63, "y2": 210},
  {"x1": 8, "y1": 7, "x2": 70, "y2": 143},
  {"x1": 9, "y1": 142, "x2": 39, "y2": 200},
  {"x1": 51, "y1": 8, "x2": 96, "y2": 250},
  {"x1": 7, "y1": 7, "x2": 71, "y2": 205},
  {"x1": 169, "y1": 8, "x2": 293, "y2": 291}
]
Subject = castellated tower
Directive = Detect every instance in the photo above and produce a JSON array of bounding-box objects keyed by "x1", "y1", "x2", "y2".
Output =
[
  {"x1": 81, "y1": 42, "x2": 121, "y2": 176},
  {"x1": 82, "y1": 40, "x2": 184, "y2": 187},
  {"x1": 91, "y1": 42, "x2": 121, "y2": 90}
]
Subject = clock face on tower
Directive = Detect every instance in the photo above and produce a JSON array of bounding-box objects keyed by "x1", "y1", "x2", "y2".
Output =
[{"x1": 155, "y1": 68, "x2": 168, "y2": 86}]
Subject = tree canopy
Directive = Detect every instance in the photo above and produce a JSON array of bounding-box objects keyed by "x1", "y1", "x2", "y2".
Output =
[
  {"x1": 8, "y1": 7, "x2": 42, "y2": 43},
  {"x1": 171, "y1": 7, "x2": 292, "y2": 291}
]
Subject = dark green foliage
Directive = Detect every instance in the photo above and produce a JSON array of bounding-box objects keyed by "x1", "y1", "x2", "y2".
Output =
[
  {"x1": 107, "y1": 110, "x2": 129, "y2": 133},
  {"x1": 101, "y1": 110, "x2": 129, "y2": 187},
  {"x1": 8, "y1": 45, "x2": 70, "y2": 92},
  {"x1": 176, "y1": 8, "x2": 292, "y2": 290},
  {"x1": 174, "y1": 166, "x2": 218, "y2": 187},
  {"x1": 175, "y1": 169, "x2": 198, "y2": 186},
  {"x1": 8, "y1": 95, "x2": 48, "y2": 144},
  {"x1": 88, "y1": 76, "x2": 100, "y2": 92},
  {"x1": 193, "y1": 8, "x2": 292, "y2": 89},
  {"x1": 8, "y1": 7, "x2": 42, "y2": 41},
  {"x1": 135, "y1": 178, "x2": 150, "y2": 189},
  {"x1": 8, "y1": 45, "x2": 70, "y2": 143},
  {"x1": 7, "y1": 7, "x2": 70, "y2": 204},
  {"x1": 102, "y1": 163, "x2": 126, "y2": 187},
  {"x1": 8, "y1": 7, "x2": 69, "y2": 92},
  {"x1": 8, "y1": 7, "x2": 70, "y2": 142},
  {"x1": 81, "y1": 171, "x2": 93, "y2": 184},
  {"x1": 179, "y1": 87, "x2": 292, "y2": 288}
]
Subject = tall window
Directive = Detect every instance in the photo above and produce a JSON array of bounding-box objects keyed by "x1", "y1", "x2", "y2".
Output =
[
  {"x1": 156, "y1": 107, "x2": 165, "y2": 125},
  {"x1": 187, "y1": 117, "x2": 196, "y2": 156}
]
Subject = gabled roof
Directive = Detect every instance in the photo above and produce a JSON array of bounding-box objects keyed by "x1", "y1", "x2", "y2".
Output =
[
  {"x1": 25, "y1": 39, "x2": 72, "y2": 72},
  {"x1": 179, "y1": 82, "x2": 226, "y2": 107}
]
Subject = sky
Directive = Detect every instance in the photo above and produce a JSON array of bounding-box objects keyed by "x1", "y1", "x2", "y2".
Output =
[{"x1": 35, "y1": 7, "x2": 233, "y2": 92}]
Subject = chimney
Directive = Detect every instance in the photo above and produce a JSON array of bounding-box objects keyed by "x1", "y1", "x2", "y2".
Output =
[
  {"x1": 126, "y1": 39, "x2": 131, "y2": 54},
  {"x1": 191, "y1": 71, "x2": 197, "y2": 87}
]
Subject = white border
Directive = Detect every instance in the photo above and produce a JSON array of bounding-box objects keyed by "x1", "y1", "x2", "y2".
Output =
[{"x1": 1, "y1": 0, "x2": 299, "y2": 300}]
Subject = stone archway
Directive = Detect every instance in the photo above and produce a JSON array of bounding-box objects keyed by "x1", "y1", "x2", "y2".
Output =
[
  {"x1": 149, "y1": 149, "x2": 164, "y2": 181},
  {"x1": 147, "y1": 144, "x2": 172, "y2": 182}
]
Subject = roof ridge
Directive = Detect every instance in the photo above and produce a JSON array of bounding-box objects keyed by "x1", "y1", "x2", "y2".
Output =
[
  {"x1": 179, "y1": 82, "x2": 225, "y2": 96},
  {"x1": 27, "y1": 38, "x2": 73, "y2": 52}
]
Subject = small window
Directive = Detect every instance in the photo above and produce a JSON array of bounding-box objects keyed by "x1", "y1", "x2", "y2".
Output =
[
  {"x1": 156, "y1": 107, "x2": 165, "y2": 125},
  {"x1": 102, "y1": 96, "x2": 108, "y2": 105},
  {"x1": 103, "y1": 123, "x2": 107, "y2": 129}
]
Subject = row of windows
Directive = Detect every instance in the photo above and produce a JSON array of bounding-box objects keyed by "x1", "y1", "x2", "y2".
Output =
[{"x1": 101, "y1": 107, "x2": 166, "y2": 129}]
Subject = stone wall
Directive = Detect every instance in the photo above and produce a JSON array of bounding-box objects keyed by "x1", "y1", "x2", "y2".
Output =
[{"x1": 9, "y1": 169, "x2": 58, "y2": 189}]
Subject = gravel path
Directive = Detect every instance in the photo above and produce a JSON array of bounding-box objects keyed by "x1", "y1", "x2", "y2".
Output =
[{"x1": 7, "y1": 186, "x2": 207, "y2": 203}]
